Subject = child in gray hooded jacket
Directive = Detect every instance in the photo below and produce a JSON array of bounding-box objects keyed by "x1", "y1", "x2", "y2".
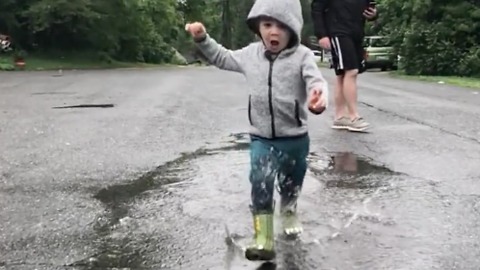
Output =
[{"x1": 186, "y1": 0, "x2": 328, "y2": 261}]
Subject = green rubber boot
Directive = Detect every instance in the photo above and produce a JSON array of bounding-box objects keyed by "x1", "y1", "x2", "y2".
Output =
[
  {"x1": 280, "y1": 199, "x2": 303, "y2": 237},
  {"x1": 245, "y1": 213, "x2": 276, "y2": 261}
]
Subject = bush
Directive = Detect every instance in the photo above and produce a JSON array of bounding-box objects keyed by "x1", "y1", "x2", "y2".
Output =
[
  {"x1": 0, "y1": 56, "x2": 14, "y2": 70},
  {"x1": 458, "y1": 46, "x2": 480, "y2": 77},
  {"x1": 375, "y1": 0, "x2": 480, "y2": 77},
  {"x1": 139, "y1": 31, "x2": 175, "y2": 64},
  {"x1": 400, "y1": 24, "x2": 463, "y2": 76}
]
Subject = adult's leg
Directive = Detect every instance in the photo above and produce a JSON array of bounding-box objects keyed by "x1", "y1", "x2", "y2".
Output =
[
  {"x1": 346, "y1": 37, "x2": 371, "y2": 131},
  {"x1": 330, "y1": 37, "x2": 351, "y2": 129},
  {"x1": 334, "y1": 74, "x2": 348, "y2": 118},
  {"x1": 331, "y1": 36, "x2": 369, "y2": 132},
  {"x1": 343, "y1": 68, "x2": 359, "y2": 120}
]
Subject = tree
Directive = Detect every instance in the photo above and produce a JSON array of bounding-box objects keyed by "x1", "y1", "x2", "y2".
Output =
[
  {"x1": 1, "y1": 0, "x2": 478, "y2": 75},
  {"x1": 375, "y1": 0, "x2": 480, "y2": 76}
]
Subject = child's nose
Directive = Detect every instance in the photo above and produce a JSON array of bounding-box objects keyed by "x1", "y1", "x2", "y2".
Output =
[{"x1": 270, "y1": 25, "x2": 281, "y2": 35}]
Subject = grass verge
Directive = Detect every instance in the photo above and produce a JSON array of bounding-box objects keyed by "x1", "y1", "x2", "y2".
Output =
[
  {"x1": 0, "y1": 52, "x2": 162, "y2": 71},
  {"x1": 390, "y1": 71, "x2": 480, "y2": 89}
]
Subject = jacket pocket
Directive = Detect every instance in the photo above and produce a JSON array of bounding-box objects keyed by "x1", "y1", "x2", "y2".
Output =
[
  {"x1": 294, "y1": 100, "x2": 302, "y2": 127},
  {"x1": 248, "y1": 95, "x2": 253, "y2": 125}
]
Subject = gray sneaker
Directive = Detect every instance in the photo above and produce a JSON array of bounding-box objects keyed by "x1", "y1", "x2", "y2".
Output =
[
  {"x1": 347, "y1": 117, "x2": 370, "y2": 132},
  {"x1": 332, "y1": 117, "x2": 350, "y2": 130}
]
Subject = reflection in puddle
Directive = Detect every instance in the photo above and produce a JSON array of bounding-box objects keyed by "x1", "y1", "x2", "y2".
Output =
[
  {"x1": 309, "y1": 152, "x2": 397, "y2": 190},
  {"x1": 328, "y1": 152, "x2": 393, "y2": 176}
]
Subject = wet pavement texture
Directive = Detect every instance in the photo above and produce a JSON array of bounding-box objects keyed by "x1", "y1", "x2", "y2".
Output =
[{"x1": 1, "y1": 67, "x2": 480, "y2": 270}]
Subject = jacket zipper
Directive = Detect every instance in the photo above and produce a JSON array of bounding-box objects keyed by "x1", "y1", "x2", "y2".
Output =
[
  {"x1": 267, "y1": 59, "x2": 275, "y2": 138},
  {"x1": 248, "y1": 95, "x2": 252, "y2": 125},
  {"x1": 295, "y1": 100, "x2": 302, "y2": 127}
]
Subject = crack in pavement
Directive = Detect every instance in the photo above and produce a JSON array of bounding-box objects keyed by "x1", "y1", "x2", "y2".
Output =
[
  {"x1": 360, "y1": 101, "x2": 480, "y2": 145},
  {"x1": 52, "y1": 104, "x2": 115, "y2": 109}
]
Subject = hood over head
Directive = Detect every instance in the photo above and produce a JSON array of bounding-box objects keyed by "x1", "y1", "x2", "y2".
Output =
[{"x1": 246, "y1": 0, "x2": 304, "y2": 48}]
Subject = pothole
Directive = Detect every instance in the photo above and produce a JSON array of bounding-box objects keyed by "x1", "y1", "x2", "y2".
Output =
[
  {"x1": 52, "y1": 104, "x2": 114, "y2": 109},
  {"x1": 32, "y1": 91, "x2": 76, "y2": 96}
]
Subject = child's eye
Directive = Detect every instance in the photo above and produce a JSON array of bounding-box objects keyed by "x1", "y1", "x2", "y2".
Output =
[
  {"x1": 277, "y1": 23, "x2": 288, "y2": 30},
  {"x1": 264, "y1": 22, "x2": 272, "y2": 27}
]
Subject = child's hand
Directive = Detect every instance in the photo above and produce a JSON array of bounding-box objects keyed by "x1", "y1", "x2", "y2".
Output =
[
  {"x1": 185, "y1": 22, "x2": 207, "y2": 39},
  {"x1": 308, "y1": 89, "x2": 326, "y2": 115}
]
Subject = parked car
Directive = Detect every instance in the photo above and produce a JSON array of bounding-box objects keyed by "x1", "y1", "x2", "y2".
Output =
[
  {"x1": 310, "y1": 49, "x2": 334, "y2": 68},
  {"x1": 363, "y1": 35, "x2": 397, "y2": 71},
  {"x1": 311, "y1": 49, "x2": 323, "y2": 63}
]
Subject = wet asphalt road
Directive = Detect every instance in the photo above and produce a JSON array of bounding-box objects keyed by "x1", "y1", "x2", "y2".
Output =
[{"x1": 1, "y1": 66, "x2": 480, "y2": 270}]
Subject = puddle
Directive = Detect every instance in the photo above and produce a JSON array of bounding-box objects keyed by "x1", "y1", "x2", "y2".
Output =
[
  {"x1": 308, "y1": 151, "x2": 393, "y2": 176},
  {"x1": 308, "y1": 151, "x2": 397, "y2": 190},
  {"x1": 76, "y1": 134, "x2": 251, "y2": 269},
  {"x1": 327, "y1": 152, "x2": 393, "y2": 176},
  {"x1": 225, "y1": 227, "x2": 317, "y2": 270},
  {"x1": 93, "y1": 133, "x2": 251, "y2": 213},
  {"x1": 92, "y1": 147, "x2": 208, "y2": 235},
  {"x1": 70, "y1": 140, "x2": 478, "y2": 269},
  {"x1": 68, "y1": 237, "x2": 144, "y2": 269},
  {"x1": 52, "y1": 104, "x2": 114, "y2": 109},
  {"x1": 80, "y1": 136, "x2": 402, "y2": 269}
]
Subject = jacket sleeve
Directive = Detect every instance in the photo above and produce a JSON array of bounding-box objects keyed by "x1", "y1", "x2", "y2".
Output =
[
  {"x1": 301, "y1": 51, "x2": 329, "y2": 108},
  {"x1": 311, "y1": 0, "x2": 329, "y2": 39},
  {"x1": 194, "y1": 34, "x2": 248, "y2": 73}
]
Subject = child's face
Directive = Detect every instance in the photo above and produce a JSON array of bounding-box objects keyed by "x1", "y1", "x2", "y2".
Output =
[{"x1": 258, "y1": 19, "x2": 291, "y2": 53}]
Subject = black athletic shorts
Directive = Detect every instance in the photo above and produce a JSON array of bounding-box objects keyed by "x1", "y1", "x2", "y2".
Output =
[{"x1": 329, "y1": 35, "x2": 366, "y2": 76}]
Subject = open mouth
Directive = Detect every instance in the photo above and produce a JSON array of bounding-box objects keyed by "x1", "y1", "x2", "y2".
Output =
[{"x1": 270, "y1": 40, "x2": 279, "y2": 47}]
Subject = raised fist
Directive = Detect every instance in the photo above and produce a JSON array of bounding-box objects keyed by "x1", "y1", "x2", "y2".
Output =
[{"x1": 185, "y1": 22, "x2": 206, "y2": 39}]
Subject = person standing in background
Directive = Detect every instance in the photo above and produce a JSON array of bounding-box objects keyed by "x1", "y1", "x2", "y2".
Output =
[{"x1": 311, "y1": 0, "x2": 378, "y2": 132}]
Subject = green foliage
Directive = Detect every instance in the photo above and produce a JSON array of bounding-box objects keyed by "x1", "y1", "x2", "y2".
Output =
[
  {"x1": 459, "y1": 46, "x2": 480, "y2": 77},
  {"x1": 375, "y1": 0, "x2": 480, "y2": 77},
  {"x1": 0, "y1": 56, "x2": 15, "y2": 70},
  {"x1": 0, "y1": 0, "x2": 192, "y2": 63},
  {"x1": 1, "y1": 0, "x2": 478, "y2": 75}
]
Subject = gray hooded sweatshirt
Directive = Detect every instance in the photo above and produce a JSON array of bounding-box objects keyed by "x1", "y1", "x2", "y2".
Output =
[{"x1": 195, "y1": 0, "x2": 328, "y2": 139}]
